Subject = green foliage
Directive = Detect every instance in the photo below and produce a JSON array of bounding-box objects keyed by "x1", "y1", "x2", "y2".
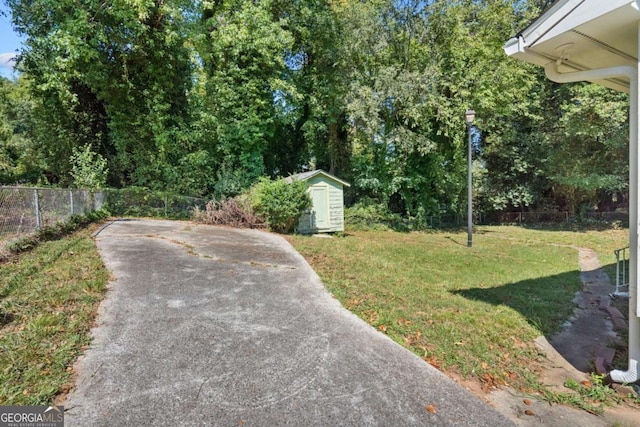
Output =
[
  {"x1": 248, "y1": 177, "x2": 310, "y2": 233},
  {"x1": 344, "y1": 200, "x2": 403, "y2": 231},
  {"x1": 4, "y1": 209, "x2": 109, "y2": 257},
  {"x1": 0, "y1": 76, "x2": 43, "y2": 184},
  {"x1": 547, "y1": 84, "x2": 629, "y2": 213},
  {"x1": 2, "y1": 0, "x2": 631, "y2": 219},
  {"x1": 194, "y1": 0, "x2": 293, "y2": 196},
  {"x1": 7, "y1": 0, "x2": 195, "y2": 187},
  {"x1": 70, "y1": 144, "x2": 109, "y2": 189},
  {"x1": 103, "y1": 187, "x2": 205, "y2": 219}
]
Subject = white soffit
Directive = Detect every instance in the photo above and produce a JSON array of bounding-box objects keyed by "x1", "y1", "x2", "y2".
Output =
[{"x1": 505, "y1": 0, "x2": 640, "y2": 92}]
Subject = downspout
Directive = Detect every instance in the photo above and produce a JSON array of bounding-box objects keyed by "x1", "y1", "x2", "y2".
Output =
[{"x1": 544, "y1": 49, "x2": 640, "y2": 384}]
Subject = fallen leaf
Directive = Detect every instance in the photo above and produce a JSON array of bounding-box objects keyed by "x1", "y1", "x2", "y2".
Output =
[
  {"x1": 423, "y1": 357, "x2": 441, "y2": 369},
  {"x1": 523, "y1": 399, "x2": 532, "y2": 406},
  {"x1": 378, "y1": 324, "x2": 387, "y2": 332},
  {"x1": 524, "y1": 410, "x2": 535, "y2": 416},
  {"x1": 426, "y1": 404, "x2": 437, "y2": 414},
  {"x1": 581, "y1": 380, "x2": 591, "y2": 387}
]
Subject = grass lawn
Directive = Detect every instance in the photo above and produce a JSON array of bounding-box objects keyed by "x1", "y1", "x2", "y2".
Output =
[
  {"x1": 286, "y1": 225, "x2": 629, "y2": 396},
  {"x1": 0, "y1": 219, "x2": 632, "y2": 412},
  {"x1": 0, "y1": 225, "x2": 109, "y2": 405}
]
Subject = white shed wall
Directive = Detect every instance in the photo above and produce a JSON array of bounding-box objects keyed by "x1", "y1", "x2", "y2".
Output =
[{"x1": 296, "y1": 175, "x2": 345, "y2": 233}]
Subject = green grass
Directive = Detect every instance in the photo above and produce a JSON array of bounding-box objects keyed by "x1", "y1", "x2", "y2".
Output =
[
  {"x1": 0, "y1": 226, "x2": 109, "y2": 405},
  {"x1": 0, "y1": 219, "x2": 632, "y2": 412},
  {"x1": 286, "y1": 225, "x2": 629, "y2": 397}
]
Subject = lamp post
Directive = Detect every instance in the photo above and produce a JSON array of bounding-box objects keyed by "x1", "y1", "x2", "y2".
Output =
[{"x1": 465, "y1": 109, "x2": 475, "y2": 248}]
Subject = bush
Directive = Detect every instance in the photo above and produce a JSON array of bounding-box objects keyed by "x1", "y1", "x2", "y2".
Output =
[
  {"x1": 70, "y1": 144, "x2": 109, "y2": 189},
  {"x1": 344, "y1": 200, "x2": 404, "y2": 231},
  {"x1": 249, "y1": 177, "x2": 311, "y2": 233}
]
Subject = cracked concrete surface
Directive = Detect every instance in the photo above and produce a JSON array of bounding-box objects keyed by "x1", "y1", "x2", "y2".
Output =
[{"x1": 64, "y1": 219, "x2": 513, "y2": 426}]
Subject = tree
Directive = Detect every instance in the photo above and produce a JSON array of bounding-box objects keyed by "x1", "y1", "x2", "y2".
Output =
[
  {"x1": 7, "y1": 0, "x2": 195, "y2": 187},
  {"x1": 70, "y1": 143, "x2": 109, "y2": 189},
  {"x1": 193, "y1": 0, "x2": 294, "y2": 197},
  {"x1": 2, "y1": 0, "x2": 630, "y2": 219},
  {"x1": 546, "y1": 83, "x2": 629, "y2": 213},
  {"x1": 0, "y1": 76, "x2": 43, "y2": 184}
]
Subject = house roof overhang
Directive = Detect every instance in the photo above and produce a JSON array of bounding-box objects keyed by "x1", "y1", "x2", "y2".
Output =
[
  {"x1": 504, "y1": 0, "x2": 640, "y2": 93},
  {"x1": 505, "y1": 0, "x2": 640, "y2": 324}
]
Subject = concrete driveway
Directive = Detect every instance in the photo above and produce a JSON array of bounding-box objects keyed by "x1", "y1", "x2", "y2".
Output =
[{"x1": 64, "y1": 219, "x2": 513, "y2": 426}]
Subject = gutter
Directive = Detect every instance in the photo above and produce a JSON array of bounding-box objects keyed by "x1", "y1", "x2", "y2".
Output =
[
  {"x1": 503, "y1": 0, "x2": 586, "y2": 58},
  {"x1": 524, "y1": 0, "x2": 586, "y2": 48},
  {"x1": 544, "y1": 57, "x2": 640, "y2": 385}
]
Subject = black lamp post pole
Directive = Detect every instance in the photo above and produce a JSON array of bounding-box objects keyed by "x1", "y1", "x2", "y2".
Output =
[{"x1": 465, "y1": 109, "x2": 475, "y2": 248}]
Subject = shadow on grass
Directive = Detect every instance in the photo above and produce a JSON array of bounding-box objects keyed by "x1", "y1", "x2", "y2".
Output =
[{"x1": 452, "y1": 269, "x2": 584, "y2": 338}]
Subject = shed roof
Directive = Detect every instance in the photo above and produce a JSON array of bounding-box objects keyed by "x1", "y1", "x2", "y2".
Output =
[
  {"x1": 285, "y1": 170, "x2": 351, "y2": 187},
  {"x1": 504, "y1": 0, "x2": 640, "y2": 92}
]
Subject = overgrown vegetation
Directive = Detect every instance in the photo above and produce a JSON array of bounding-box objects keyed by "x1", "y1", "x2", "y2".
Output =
[
  {"x1": 0, "y1": 225, "x2": 109, "y2": 405},
  {"x1": 248, "y1": 177, "x2": 310, "y2": 233},
  {"x1": 1, "y1": 209, "x2": 109, "y2": 262},
  {"x1": 192, "y1": 177, "x2": 311, "y2": 233},
  {"x1": 286, "y1": 225, "x2": 637, "y2": 413},
  {"x1": 0, "y1": 1, "x2": 629, "y2": 221},
  {"x1": 102, "y1": 188, "x2": 205, "y2": 220}
]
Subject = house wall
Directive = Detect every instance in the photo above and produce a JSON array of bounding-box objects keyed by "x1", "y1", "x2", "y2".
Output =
[{"x1": 296, "y1": 176, "x2": 345, "y2": 234}]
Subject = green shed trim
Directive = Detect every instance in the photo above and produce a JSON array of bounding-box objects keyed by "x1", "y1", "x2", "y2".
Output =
[{"x1": 285, "y1": 170, "x2": 351, "y2": 188}]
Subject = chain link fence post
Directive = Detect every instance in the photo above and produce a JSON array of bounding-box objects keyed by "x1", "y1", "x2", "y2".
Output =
[{"x1": 33, "y1": 189, "x2": 41, "y2": 230}]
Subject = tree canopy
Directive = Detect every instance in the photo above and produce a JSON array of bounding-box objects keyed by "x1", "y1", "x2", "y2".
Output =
[{"x1": 0, "y1": 0, "x2": 630, "y2": 217}]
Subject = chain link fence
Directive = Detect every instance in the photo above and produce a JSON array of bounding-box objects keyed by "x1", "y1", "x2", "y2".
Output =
[
  {"x1": 1, "y1": 186, "x2": 206, "y2": 247},
  {"x1": 0, "y1": 187, "x2": 103, "y2": 243},
  {"x1": 102, "y1": 188, "x2": 205, "y2": 219}
]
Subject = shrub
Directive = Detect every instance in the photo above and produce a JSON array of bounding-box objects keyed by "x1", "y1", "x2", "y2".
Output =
[
  {"x1": 344, "y1": 200, "x2": 404, "y2": 231},
  {"x1": 70, "y1": 144, "x2": 109, "y2": 189},
  {"x1": 249, "y1": 177, "x2": 311, "y2": 233}
]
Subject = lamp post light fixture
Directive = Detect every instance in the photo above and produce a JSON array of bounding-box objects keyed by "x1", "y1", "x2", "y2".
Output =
[{"x1": 465, "y1": 109, "x2": 475, "y2": 248}]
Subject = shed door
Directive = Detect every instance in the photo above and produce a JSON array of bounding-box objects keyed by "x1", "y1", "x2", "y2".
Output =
[{"x1": 311, "y1": 186, "x2": 329, "y2": 229}]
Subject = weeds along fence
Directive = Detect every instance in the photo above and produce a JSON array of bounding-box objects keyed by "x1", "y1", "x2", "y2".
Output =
[
  {"x1": 102, "y1": 188, "x2": 206, "y2": 219},
  {"x1": 0, "y1": 187, "x2": 102, "y2": 243},
  {"x1": 0, "y1": 186, "x2": 206, "y2": 246}
]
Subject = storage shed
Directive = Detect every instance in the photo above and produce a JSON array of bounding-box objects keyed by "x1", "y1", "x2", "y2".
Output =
[{"x1": 287, "y1": 170, "x2": 350, "y2": 234}]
